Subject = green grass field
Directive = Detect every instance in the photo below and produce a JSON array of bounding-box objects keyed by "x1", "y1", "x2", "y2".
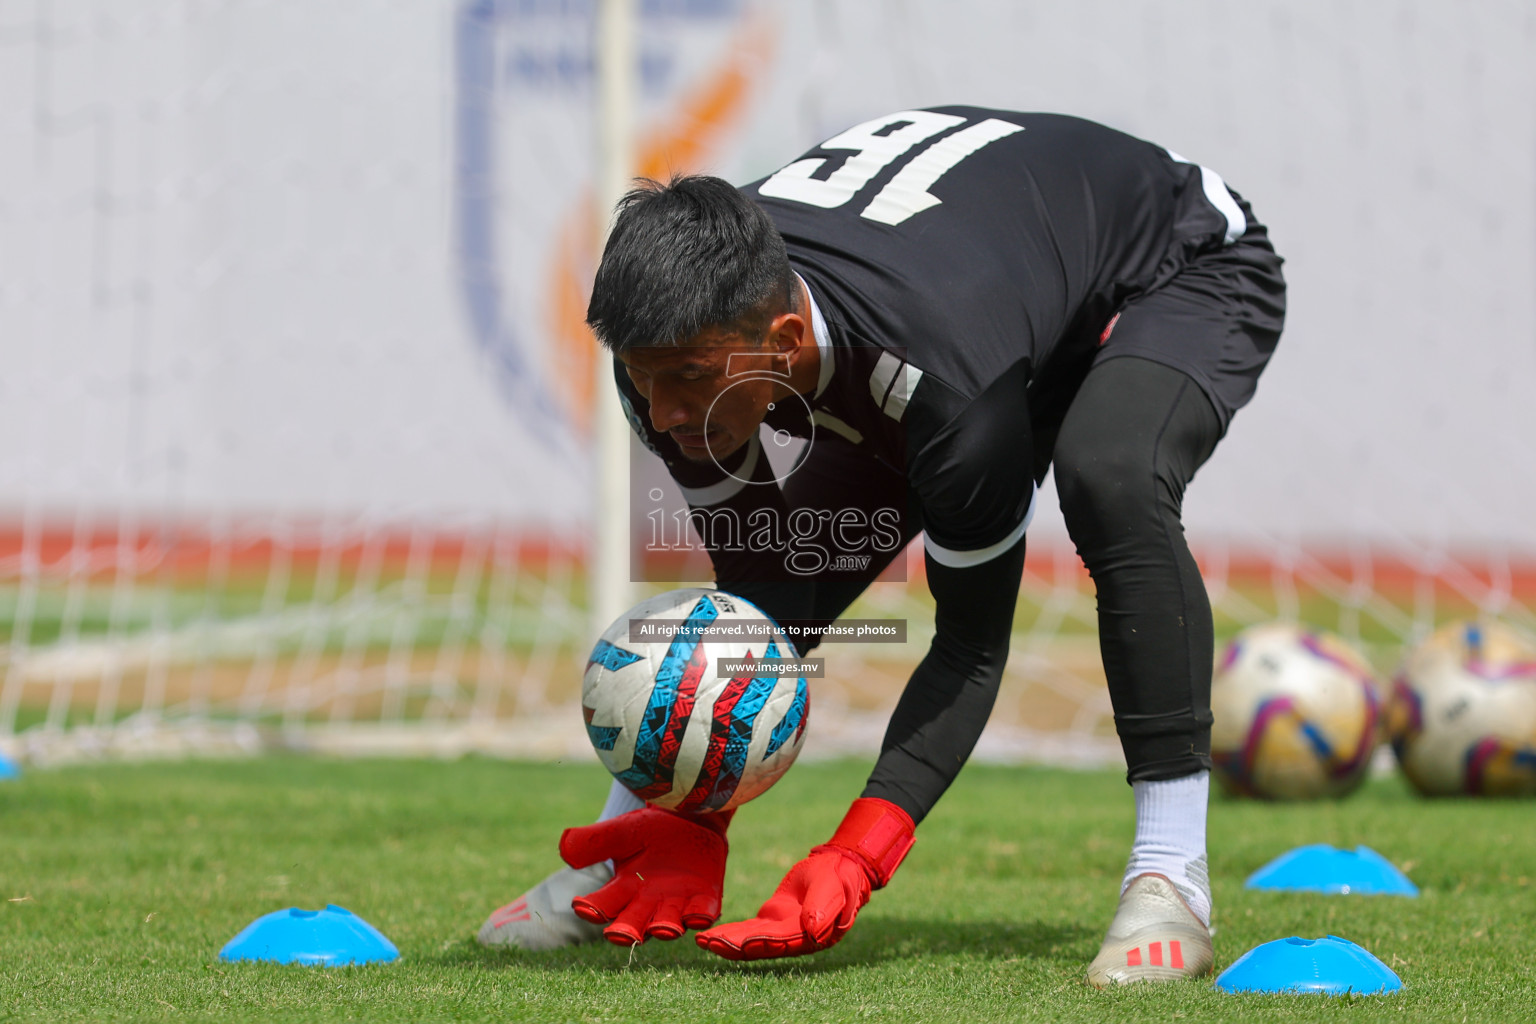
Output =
[{"x1": 2, "y1": 757, "x2": 1533, "y2": 1023}]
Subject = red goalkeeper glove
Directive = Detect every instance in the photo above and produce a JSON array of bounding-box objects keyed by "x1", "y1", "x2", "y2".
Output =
[
  {"x1": 558, "y1": 805, "x2": 733, "y2": 946},
  {"x1": 696, "y1": 797, "x2": 914, "y2": 961}
]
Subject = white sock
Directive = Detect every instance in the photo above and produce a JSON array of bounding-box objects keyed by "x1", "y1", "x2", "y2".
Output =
[
  {"x1": 597, "y1": 778, "x2": 644, "y2": 822},
  {"x1": 590, "y1": 780, "x2": 645, "y2": 877},
  {"x1": 1122, "y1": 770, "x2": 1212, "y2": 926}
]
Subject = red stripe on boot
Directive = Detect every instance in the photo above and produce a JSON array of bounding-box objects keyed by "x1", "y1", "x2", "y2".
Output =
[{"x1": 491, "y1": 899, "x2": 531, "y2": 926}]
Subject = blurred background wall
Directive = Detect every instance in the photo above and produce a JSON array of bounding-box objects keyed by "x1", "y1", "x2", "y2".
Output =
[
  {"x1": 3, "y1": 0, "x2": 1533, "y2": 763},
  {"x1": 6, "y1": 0, "x2": 1534, "y2": 547}
]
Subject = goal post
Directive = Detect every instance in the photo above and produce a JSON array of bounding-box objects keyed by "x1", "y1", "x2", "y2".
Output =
[{"x1": 591, "y1": 0, "x2": 641, "y2": 645}]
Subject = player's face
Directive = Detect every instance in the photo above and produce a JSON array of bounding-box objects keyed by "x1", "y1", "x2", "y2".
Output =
[{"x1": 619, "y1": 334, "x2": 791, "y2": 463}]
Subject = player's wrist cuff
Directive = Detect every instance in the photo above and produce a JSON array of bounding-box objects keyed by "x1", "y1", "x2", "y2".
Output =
[
  {"x1": 659, "y1": 805, "x2": 735, "y2": 837},
  {"x1": 821, "y1": 797, "x2": 915, "y2": 888}
]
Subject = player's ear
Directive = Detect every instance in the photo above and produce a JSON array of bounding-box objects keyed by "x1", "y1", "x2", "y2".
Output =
[{"x1": 765, "y1": 308, "x2": 809, "y2": 360}]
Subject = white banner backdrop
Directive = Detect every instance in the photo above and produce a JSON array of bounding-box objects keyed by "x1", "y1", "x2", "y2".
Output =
[{"x1": 4, "y1": 0, "x2": 1534, "y2": 552}]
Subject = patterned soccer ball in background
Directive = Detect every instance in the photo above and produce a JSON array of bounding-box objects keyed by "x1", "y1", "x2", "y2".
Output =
[
  {"x1": 1385, "y1": 620, "x2": 1536, "y2": 797},
  {"x1": 1210, "y1": 622, "x2": 1381, "y2": 800},
  {"x1": 582, "y1": 588, "x2": 809, "y2": 813}
]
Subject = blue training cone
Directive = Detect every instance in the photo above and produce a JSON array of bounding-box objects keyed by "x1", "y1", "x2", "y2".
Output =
[
  {"x1": 1216, "y1": 935, "x2": 1403, "y2": 994},
  {"x1": 220, "y1": 905, "x2": 399, "y2": 966},
  {"x1": 0, "y1": 751, "x2": 20, "y2": 780},
  {"x1": 1245, "y1": 844, "x2": 1418, "y2": 896}
]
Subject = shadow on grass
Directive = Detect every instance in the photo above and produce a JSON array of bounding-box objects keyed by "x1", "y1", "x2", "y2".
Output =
[{"x1": 440, "y1": 916, "x2": 1093, "y2": 975}]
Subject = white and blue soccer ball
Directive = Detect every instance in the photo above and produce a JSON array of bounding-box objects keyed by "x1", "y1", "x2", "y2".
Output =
[
  {"x1": 581, "y1": 588, "x2": 809, "y2": 813},
  {"x1": 1210, "y1": 622, "x2": 1381, "y2": 800},
  {"x1": 1386, "y1": 620, "x2": 1536, "y2": 797}
]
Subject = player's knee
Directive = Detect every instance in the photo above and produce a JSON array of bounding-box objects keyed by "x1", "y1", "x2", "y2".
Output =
[{"x1": 1054, "y1": 443, "x2": 1157, "y2": 548}]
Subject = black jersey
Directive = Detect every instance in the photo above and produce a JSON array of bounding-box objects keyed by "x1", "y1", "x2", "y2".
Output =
[{"x1": 617, "y1": 107, "x2": 1268, "y2": 571}]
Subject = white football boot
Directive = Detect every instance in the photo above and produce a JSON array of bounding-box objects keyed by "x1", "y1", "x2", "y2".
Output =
[
  {"x1": 1086, "y1": 873, "x2": 1215, "y2": 987},
  {"x1": 477, "y1": 863, "x2": 613, "y2": 951}
]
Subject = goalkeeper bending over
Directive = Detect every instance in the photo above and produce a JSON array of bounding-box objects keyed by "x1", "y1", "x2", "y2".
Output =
[{"x1": 477, "y1": 108, "x2": 1285, "y2": 986}]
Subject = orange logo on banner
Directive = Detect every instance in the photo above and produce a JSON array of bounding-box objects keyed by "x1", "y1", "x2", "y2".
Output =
[{"x1": 546, "y1": 16, "x2": 776, "y2": 433}]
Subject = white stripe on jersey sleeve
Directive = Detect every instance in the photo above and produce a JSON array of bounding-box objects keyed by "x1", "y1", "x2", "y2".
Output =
[
  {"x1": 677, "y1": 434, "x2": 762, "y2": 508},
  {"x1": 869, "y1": 351, "x2": 925, "y2": 421},
  {"x1": 1164, "y1": 148, "x2": 1246, "y2": 245},
  {"x1": 881, "y1": 365, "x2": 923, "y2": 421},
  {"x1": 869, "y1": 351, "x2": 902, "y2": 409},
  {"x1": 922, "y1": 482, "x2": 1037, "y2": 568}
]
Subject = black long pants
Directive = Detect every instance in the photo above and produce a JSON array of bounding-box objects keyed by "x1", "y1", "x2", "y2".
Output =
[{"x1": 1052, "y1": 356, "x2": 1223, "y2": 783}]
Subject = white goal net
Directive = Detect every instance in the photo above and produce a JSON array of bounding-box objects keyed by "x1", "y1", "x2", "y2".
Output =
[{"x1": 5, "y1": 0, "x2": 1535, "y2": 769}]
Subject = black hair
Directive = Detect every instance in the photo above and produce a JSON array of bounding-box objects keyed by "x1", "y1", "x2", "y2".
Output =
[{"x1": 585, "y1": 175, "x2": 798, "y2": 351}]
